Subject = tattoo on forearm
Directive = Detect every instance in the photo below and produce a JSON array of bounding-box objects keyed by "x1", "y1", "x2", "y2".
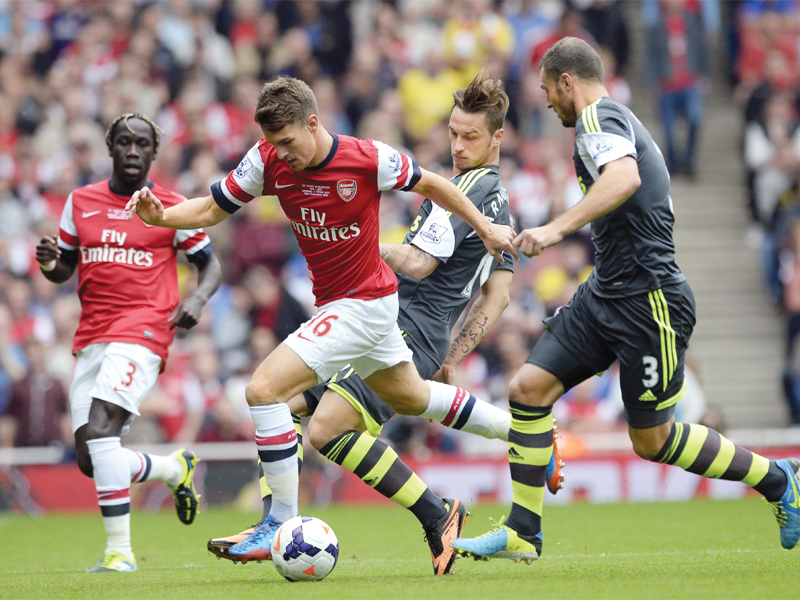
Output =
[{"x1": 446, "y1": 312, "x2": 490, "y2": 365}]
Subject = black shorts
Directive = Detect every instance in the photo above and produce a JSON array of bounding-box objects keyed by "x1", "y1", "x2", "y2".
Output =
[
  {"x1": 302, "y1": 333, "x2": 440, "y2": 436},
  {"x1": 527, "y1": 280, "x2": 696, "y2": 428}
]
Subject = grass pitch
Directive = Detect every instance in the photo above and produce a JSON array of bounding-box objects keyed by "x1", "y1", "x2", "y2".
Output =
[{"x1": 1, "y1": 498, "x2": 798, "y2": 599}]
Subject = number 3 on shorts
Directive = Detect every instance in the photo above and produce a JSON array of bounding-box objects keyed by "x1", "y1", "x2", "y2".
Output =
[
  {"x1": 121, "y1": 362, "x2": 136, "y2": 387},
  {"x1": 298, "y1": 311, "x2": 339, "y2": 342}
]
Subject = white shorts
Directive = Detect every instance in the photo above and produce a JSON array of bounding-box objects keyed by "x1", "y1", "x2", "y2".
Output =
[
  {"x1": 69, "y1": 342, "x2": 162, "y2": 434},
  {"x1": 283, "y1": 293, "x2": 414, "y2": 383}
]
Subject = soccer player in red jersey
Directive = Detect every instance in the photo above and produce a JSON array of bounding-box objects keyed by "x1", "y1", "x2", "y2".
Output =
[
  {"x1": 127, "y1": 77, "x2": 517, "y2": 573},
  {"x1": 36, "y1": 113, "x2": 222, "y2": 573}
]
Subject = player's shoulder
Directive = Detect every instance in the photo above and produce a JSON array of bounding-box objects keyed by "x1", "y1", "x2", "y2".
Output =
[
  {"x1": 454, "y1": 164, "x2": 500, "y2": 197},
  {"x1": 593, "y1": 98, "x2": 634, "y2": 131},
  {"x1": 73, "y1": 179, "x2": 111, "y2": 198}
]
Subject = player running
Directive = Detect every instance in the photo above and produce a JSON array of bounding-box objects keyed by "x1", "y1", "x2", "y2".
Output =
[
  {"x1": 207, "y1": 71, "x2": 564, "y2": 575},
  {"x1": 453, "y1": 37, "x2": 800, "y2": 563},
  {"x1": 126, "y1": 77, "x2": 517, "y2": 574},
  {"x1": 36, "y1": 113, "x2": 222, "y2": 573}
]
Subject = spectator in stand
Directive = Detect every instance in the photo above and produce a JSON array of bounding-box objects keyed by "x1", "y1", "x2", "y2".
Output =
[
  {"x1": 644, "y1": 0, "x2": 710, "y2": 177},
  {"x1": 441, "y1": 0, "x2": 515, "y2": 71},
  {"x1": 577, "y1": 0, "x2": 631, "y2": 77},
  {"x1": 242, "y1": 265, "x2": 308, "y2": 344},
  {"x1": 744, "y1": 92, "x2": 800, "y2": 227},
  {"x1": 0, "y1": 337, "x2": 71, "y2": 448},
  {"x1": 0, "y1": 303, "x2": 26, "y2": 416},
  {"x1": 600, "y1": 46, "x2": 631, "y2": 106}
]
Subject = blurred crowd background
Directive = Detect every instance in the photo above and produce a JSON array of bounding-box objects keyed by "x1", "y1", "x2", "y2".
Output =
[{"x1": 0, "y1": 0, "x2": 795, "y2": 461}]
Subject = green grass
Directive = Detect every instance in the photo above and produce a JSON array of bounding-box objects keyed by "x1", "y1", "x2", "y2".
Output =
[{"x1": 1, "y1": 499, "x2": 799, "y2": 599}]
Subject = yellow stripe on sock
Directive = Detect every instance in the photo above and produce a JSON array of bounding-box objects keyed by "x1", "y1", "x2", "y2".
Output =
[
  {"x1": 260, "y1": 476, "x2": 271, "y2": 499},
  {"x1": 389, "y1": 473, "x2": 428, "y2": 509},
  {"x1": 742, "y1": 453, "x2": 771, "y2": 487},
  {"x1": 325, "y1": 432, "x2": 354, "y2": 463},
  {"x1": 703, "y1": 436, "x2": 737, "y2": 479},
  {"x1": 660, "y1": 423, "x2": 684, "y2": 463},
  {"x1": 509, "y1": 443, "x2": 552, "y2": 466},
  {"x1": 674, "y1": 425, "x2": 709, "y2": 470},
  {"x1": 511, "y1": 480, "x2": 545, "y2": 515},
  {"x1": 362, "y1": 453, "x2": 396, "y2": 487},
  {"x1": 340, "y1": 434, "x2": 375, "y2": 472},
  {"x1": 511, "y1": 414, "x2": 554, "y2": 436}
]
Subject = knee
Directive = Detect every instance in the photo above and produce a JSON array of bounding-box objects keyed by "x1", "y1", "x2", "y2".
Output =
[
  {"x1": 508, "y1": 373, "x2": 552, "y2": 407},
  {"x1": 76, "y1": 451, "x2": 93, "y2": 478},
  {"x1": 630, "y1": 431, "x2": 670, "y2": 462},
  {"x1": 306, "y1": 417, "x2": 342, "y2": 452},
  {"x1": 245, "y1": 378, "x2": 280, "y2": 407},
  {"x1": 85, "y1": 420, "x2": 119, "y2": 441},
  {"x1": 392, "y1": 396, "x2": 424, "y2": 416}
]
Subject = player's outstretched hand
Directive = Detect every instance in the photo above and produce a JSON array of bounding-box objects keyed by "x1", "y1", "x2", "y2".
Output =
[
  {"x1": 126, "y1": 186, "x2": 164, "y2": 225},
  {"x1": 513, "y1": 224, "x2": 564, "y2": 257},
  {"x1": 482, "y1": 223, "x2": 518, "y2": 263},
  {"x1": 168, "y1": 295, "x2": 205, "y2": 330},
  {"x1": 36, "y1": 236, "x2": 61, "y2": 265}
]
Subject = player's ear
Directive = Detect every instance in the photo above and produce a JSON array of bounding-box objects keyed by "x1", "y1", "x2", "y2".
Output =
[
  {"x1": 307, "y1": 114, "x2": 319, "y2": 133},
  {"x1": 493, "y1": 128, "x2": 504, "y2": 148}
]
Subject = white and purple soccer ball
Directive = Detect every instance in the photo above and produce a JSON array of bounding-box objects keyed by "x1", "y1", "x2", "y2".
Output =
[{"x1": 272, "y1": 516, "x2": 339, "y2": 582}]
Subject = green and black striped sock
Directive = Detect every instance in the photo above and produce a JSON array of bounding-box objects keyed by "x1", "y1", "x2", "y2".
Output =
[
  {"x1": 654, "y1": 422, "x2": 787, "y2": 501},
  {"x1": 503, "y1": 402, "x2": 552, "y2": 538},
  {"x1": 321, "y1": 430, "x2": 447, "y2": 526}
]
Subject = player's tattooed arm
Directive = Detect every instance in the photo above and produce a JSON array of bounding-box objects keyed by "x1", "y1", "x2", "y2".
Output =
[
  {"x1": 36, "y1": 236, "x2": 77, "y2": 283},
  {"x1": 379, "y1": 243, "x2": 441, "y2": 279},
  {"x1": 433, "y1": 269, "x2": 512, "y2": 384}
]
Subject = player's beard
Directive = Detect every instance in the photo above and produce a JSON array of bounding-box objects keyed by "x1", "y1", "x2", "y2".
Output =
[{"x1": 556, "y1": 90, "x2": 578, "y2": 128}]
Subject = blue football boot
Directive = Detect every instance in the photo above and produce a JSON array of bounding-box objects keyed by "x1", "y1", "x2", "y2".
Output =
[
  {"x1": 228, "y1": 515, "x2": 283, "y2": 563},
  {"x1": 769, "y1": 458, "x2": 800, "y2": 549}
]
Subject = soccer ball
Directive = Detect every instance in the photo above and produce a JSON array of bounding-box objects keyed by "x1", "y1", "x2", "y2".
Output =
[{"x1": 272, "y1": 516, "x2": 339, "y2": 582}]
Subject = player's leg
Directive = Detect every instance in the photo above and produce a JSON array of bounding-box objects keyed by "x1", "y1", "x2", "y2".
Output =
[
  {"x1": 309, "y1": 382, "x2": 463, "y2": 574},
  {"x1": 453, "y1": 284, "x2": 613, "y2": 563},
  {"x1": 616, "y1": 282, "x2": 798, "y2": 549},
  {"x1": 226, "y1": 343, "x2": 318, "y2": 561},
  {"x1": 373, "y1": 352, "x2": 511, "y2": 441},
  {"x1": 208, "y1": 406, "x2": 304, "y2": 563},
  {"x1": 72, "y1": 343, "x2": 193, "y2": 572}
]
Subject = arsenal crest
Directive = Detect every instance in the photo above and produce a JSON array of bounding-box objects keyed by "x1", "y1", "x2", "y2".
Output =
[{"x1": 337, "y1": 180, "x2": 357, "y2": 202}]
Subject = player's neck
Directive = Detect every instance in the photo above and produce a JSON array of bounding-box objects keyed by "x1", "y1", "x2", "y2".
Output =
[
  {"x1": 308, "y1": 128, "x2": 334, "y2": 169},
  {"x1": 573, "y1": 84, "x2": 610, "y2": 119},
  {"x1": 108, "y1": 176, "x2": 151, "y2": 198}
]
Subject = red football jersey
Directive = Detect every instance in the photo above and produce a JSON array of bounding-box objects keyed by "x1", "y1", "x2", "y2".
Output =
[
  {"x1": 57, "y1": 180, "x2": 212, "y2": 365},
  {"x1": 211, "y1": 134, "x2": 421, "y2": 306}
]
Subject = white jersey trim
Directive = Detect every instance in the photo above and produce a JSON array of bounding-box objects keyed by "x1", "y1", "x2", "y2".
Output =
[
  {"x1": 410, "y1": 204, "x2": 455, "y2": 260},
  {"x1": 58, "y1": 192, "x2": 78, "y2": 250},
  {"x1": 373, "y1": 139, "x2": 414, "y2": 191},
  {"x1": 577, "y1": 132, "x2": 637, "y2": 176}
]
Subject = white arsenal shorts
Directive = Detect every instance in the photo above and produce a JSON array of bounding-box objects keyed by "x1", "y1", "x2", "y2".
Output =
[
  {"x1": 283, "y1": 293, "x2": 414, "y2": 383},
  {"x1": 69, "y1": 342, "x2": 162, "y2": 434}
]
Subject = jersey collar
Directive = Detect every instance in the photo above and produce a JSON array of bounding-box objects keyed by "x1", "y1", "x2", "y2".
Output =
[
  {"x1": 108, "y1": 179, "x2": 154, "y2": 198},
  {"x1": 306, "y1": 133, "x2": 339, "y2": 172}
]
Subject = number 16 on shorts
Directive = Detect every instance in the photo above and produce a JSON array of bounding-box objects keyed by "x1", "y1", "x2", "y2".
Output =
[{"x1": 297, "y1": 310, "x2": 339, "y2": 343}]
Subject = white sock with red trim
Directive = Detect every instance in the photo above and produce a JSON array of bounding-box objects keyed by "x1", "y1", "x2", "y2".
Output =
[
  {"x1": 122, "y1": 448, "x2": 181, "y2": 486},
  {"x1": 422, "y1": 381, "x2": 510, "y2": 441},
  {"x1": 87, "y1": 437, "x2": 133, "y2": 559},
  {"x1": 250, "y1": 403, "x2": 298, "y2": 523}
]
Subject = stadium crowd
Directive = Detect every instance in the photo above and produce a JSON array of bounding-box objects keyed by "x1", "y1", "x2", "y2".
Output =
[{"x1": 0, "y1": 0, "x2": 728, "y2": 459}]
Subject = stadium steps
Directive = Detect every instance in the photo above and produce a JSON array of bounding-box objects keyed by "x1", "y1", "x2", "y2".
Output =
[{"x1": 633, "y1": 90, "x2": 787, "y2": 428}]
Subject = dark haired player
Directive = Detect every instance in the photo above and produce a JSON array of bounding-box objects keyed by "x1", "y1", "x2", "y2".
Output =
[
  {"x1": 454, "y1": 37, "x2": 800, "y2": 562},
  {"x1": 36, "y1": 113, "x2": 222, "y2": 572},
  {"x1": 208, "y1": 71, "x2": 565, "y2": 575},
  {"x1": 127, "y1": 77, "x2": 516, "y2": 575}
]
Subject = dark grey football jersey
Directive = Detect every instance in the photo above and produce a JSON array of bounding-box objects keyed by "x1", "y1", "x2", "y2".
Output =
[
  {"x1": 396, "y1": 164, "x2": 514, "y2": 366},
  {"x1": 574, "y1": 97, "x2": 685, "y2": 297}
]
